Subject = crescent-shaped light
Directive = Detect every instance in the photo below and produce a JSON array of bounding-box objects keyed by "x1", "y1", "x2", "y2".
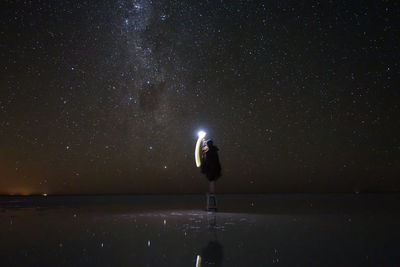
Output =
[{"x1": 195, "y1": 131, "x2": 206, "y2": 167}]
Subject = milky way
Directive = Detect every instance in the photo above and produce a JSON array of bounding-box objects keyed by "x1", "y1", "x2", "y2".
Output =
[{"x1": 1, "y1": 0, "x2": 399, "y2": 194}]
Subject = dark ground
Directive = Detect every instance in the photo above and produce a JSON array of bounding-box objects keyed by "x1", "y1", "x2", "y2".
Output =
[{"x1": 1, "y1": 194, "x2": 399, "y2": 266}]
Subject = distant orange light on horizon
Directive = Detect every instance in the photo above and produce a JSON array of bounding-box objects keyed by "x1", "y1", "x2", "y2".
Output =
[{"x1": 4, "y1": 187, "x2": 38, "y2": 196}]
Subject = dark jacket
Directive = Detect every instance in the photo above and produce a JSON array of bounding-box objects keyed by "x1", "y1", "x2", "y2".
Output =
[{"x1": 201, "y1": 145, "x2": 222, "y2": 181}]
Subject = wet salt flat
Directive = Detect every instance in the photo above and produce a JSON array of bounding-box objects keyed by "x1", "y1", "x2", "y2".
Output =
[{"x1": 1, "y1": 194, "x2": 399, "y2": 266}]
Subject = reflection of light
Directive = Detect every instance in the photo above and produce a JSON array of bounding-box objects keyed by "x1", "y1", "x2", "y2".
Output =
[
  {"x1": 43, "y1": 193, "x2": 47, "y2": 197},
  {"x1": 198, "y1": 131, "x2": 206, "y2": 138},
  {"x1": 196, "y1": 255, "x2": 202, "y2": 267}
]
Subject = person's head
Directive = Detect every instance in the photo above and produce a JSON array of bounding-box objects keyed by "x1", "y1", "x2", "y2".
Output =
[{"x1": 206, "y1": 139, "x2": 213, "y2": 147}]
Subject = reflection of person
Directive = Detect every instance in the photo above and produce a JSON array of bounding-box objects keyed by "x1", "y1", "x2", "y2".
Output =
[
  {"x1": 196, "y1": 213, "x2": 223, "y2": 266},
  {"x1": 200, "y1": 139, "x2": 222, "y2": 194},
  {"x1": 201, "y1": 240, "x2": 223, "y2": 266}
]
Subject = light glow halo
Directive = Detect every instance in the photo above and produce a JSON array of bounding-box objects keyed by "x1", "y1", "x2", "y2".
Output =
[
  {"x1": 195, "y1": 131, "x2": 206, "y2": 167},
  {"x1": 198, "y1": 131, "x2": 206, "y2": 138}
]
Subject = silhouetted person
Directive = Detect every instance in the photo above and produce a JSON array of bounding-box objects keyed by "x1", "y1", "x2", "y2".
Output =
[
  {"x1": 201, "y1": 139, "x2": 222, "y2": 193},
  {"x1": 200, "y1": 139, "x2": 221, "y2": 211}
]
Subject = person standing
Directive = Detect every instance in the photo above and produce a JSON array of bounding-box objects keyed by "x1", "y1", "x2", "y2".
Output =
[{"x1": 200, "y1": 139, "x2": 222, "y2": 211}]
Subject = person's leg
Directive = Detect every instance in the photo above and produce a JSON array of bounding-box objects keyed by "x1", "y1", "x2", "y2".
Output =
[{"x1": 209, "y1": 181, "x2": 215, "y2": 194}]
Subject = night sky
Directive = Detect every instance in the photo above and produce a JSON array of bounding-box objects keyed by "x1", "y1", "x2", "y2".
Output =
[{"x1": 1, "y1": 0, "x2": 399, "y2": 194}]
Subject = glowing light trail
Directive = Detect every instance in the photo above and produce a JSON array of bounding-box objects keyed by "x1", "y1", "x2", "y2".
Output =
[{"x1": 195, "y1": 131, "x2": 206, "y2": 167}]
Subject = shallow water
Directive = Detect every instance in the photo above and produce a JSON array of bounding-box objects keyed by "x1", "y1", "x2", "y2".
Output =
[{"x1": 1, "y1": 194, "x2": 399, "y2": 266}]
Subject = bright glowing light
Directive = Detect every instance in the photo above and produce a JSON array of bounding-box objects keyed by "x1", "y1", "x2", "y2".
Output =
[
  {"x1": 195, "y1": 131, "x2": 207, "y2": 167},
  {"x1": 198, "y1": 131, "x2": 206, "y2": 138}
]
